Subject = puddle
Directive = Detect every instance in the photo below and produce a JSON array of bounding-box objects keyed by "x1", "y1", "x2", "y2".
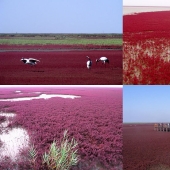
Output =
[
  {"x1": 0, "y1": 113, "x2": 15, "y2": 117},
  {"x1": 0, "y1": 112, "x2": 29, "y2": 161},
  {"x1": 0, "y1": 93, "x2": 81, "y2": 102},
  {"x1": 15, "y1": 91, "x2": 21, "y2": 93},
  {"x1": 0, "y1": 127, "x2": 29, "y2": 161}
]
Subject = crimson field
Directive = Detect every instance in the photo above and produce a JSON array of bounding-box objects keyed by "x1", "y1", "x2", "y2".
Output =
[
  {"x1": 0, "y1": 87, "x2": 122, "y2": 170},
  {"x1": 123, "y1": 11, "x2": 170, "y2": 84},
  {"x1": 0, "y1": 45, "x2": 122, "y2": 85},
  {"x1": 123, "y1": 123, "x2": 170, "y2": 170}
]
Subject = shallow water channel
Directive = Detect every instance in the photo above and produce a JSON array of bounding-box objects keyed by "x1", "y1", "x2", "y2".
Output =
[{"x1": 0, "y1": 93, "x2": 81, "y2": 102}]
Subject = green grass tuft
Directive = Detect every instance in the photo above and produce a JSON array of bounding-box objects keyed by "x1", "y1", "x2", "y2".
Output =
[{"x1": 42, "y1": 130, "x2": 79, "y2": 170}]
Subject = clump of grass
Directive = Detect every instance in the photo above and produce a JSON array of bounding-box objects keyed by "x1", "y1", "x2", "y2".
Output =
[
  {"x1": 28, "y1": 144, "x2": 37, "y2": 169},
  {"x1": 28, "y1": 130, "x2": 79, "y2": 170},
  {"x1": 42, "y1": 130, "x2": 79, "y2": 170}
]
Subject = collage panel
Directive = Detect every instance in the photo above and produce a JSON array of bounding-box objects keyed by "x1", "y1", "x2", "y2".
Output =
[
  {"x1": 123, "y1": 85, "x2": 170, "y2": 170},
  {"x1": 0, "y1": 85, "x2": 122, "y2": 169},
  {"x1": 0, "y1": 0, "x2": 122, "y2": 85},
  {"x1": 123, "y1": 1, "x2": 170, "y2": 85},
  {"x1": 123, "y1": 1, "x2": 170, "y2": 170}
]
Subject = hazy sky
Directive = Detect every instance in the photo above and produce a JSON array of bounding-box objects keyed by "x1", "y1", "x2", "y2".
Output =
[
  {"x1": 123, "y1": 0, "x2": 170, "y2": 6},
  {"x1": 0, "y1": 0, "x2": 122, "y2": 34},
  {"x1": 123, "y1": 85, "x2": 170, "y2": 123}
]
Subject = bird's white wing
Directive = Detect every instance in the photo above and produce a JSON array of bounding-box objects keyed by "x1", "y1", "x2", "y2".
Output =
[{"x1": 100, "y1": 57, "x2": 107, "y2": 60}]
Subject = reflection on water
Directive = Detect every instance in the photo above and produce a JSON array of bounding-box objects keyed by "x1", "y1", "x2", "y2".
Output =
[{"x1": 0, "y1": 93, "x2": 81, "y2": 102}]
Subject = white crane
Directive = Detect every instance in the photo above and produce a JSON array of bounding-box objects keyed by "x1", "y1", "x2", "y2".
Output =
[
  {"x1": 20, "y1": 58, "x2": 40, "y2": 65},
  {"x1": 96, "y1": 57, "x2": 109, "y2": 67},
  {"x1": 86, "y1": 56, "x2": 92, "y2": 69}
]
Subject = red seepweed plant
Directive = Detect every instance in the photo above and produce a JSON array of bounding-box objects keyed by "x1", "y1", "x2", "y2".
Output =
[{"x1": 124, "y1": 11, "x2": 170, "y2": 84}]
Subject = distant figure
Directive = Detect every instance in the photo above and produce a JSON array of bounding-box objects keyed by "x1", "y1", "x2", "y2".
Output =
[
  {"x1": 96, "y1": 57, "x2": 109, "y2": 67},
  {"x1": 21, "y1": 58, "x2": 40, "y2": 65},
  {"x1": 86, "y1": 56, "x2": 92, "y2": 69}
]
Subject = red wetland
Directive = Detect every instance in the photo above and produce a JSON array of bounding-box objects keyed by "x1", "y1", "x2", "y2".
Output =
[
  {"x1": 0, "y1": 45, "x2": 122, "y2": 85},
  {"x1": 0, "y1": 87, "x2": 122, "y2": 170},
  {"x1": 123, "y1": 123, "x2": 170, "y2": 170},
  {"x1": 123, "y1": 11, "x2": 170, "y2": 84}
]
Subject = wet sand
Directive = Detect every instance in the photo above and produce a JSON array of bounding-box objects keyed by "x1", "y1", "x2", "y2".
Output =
[{"x1": 123, "y1": 6, "x2": 170, "y2": 15}]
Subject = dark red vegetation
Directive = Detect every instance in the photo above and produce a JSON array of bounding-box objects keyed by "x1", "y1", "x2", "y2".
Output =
[
  {"x1": 123, "y1": 123, "x2": 170, "y2": 170},
  {"x1": 0, "y1": 44, "x2": 122, "y2": 50},
  {"x1": 124, "y1": 11, "x2": 170, "y2": 38},
  {"x1": 123, "y1": 11, "x2": 170, "y2": 84},
  {"x1": 0, "y1": 87, "x2": 122, "y2": 170},
  {"x1": 0, "y1": 46, "x2": 122, "y2": 85},
  {"x1": 0, "y1": 115, "x2": 6, "y2": 123}
]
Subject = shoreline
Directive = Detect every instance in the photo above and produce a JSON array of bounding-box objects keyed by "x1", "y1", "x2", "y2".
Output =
[{"x1": 123, "y1": 6, "x2": 170, "y2": 15}]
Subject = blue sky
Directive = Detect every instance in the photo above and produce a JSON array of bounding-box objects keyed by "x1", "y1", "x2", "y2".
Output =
[
  {"x1": 123, "y1": 85, "x2": 170, "y2": 123},
  {"x1": 123, "y1": 0, "x2": 170, "y2": 6},
  {"x1": 0, "y1": 0, "x2": 122, "y2": 34}
]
